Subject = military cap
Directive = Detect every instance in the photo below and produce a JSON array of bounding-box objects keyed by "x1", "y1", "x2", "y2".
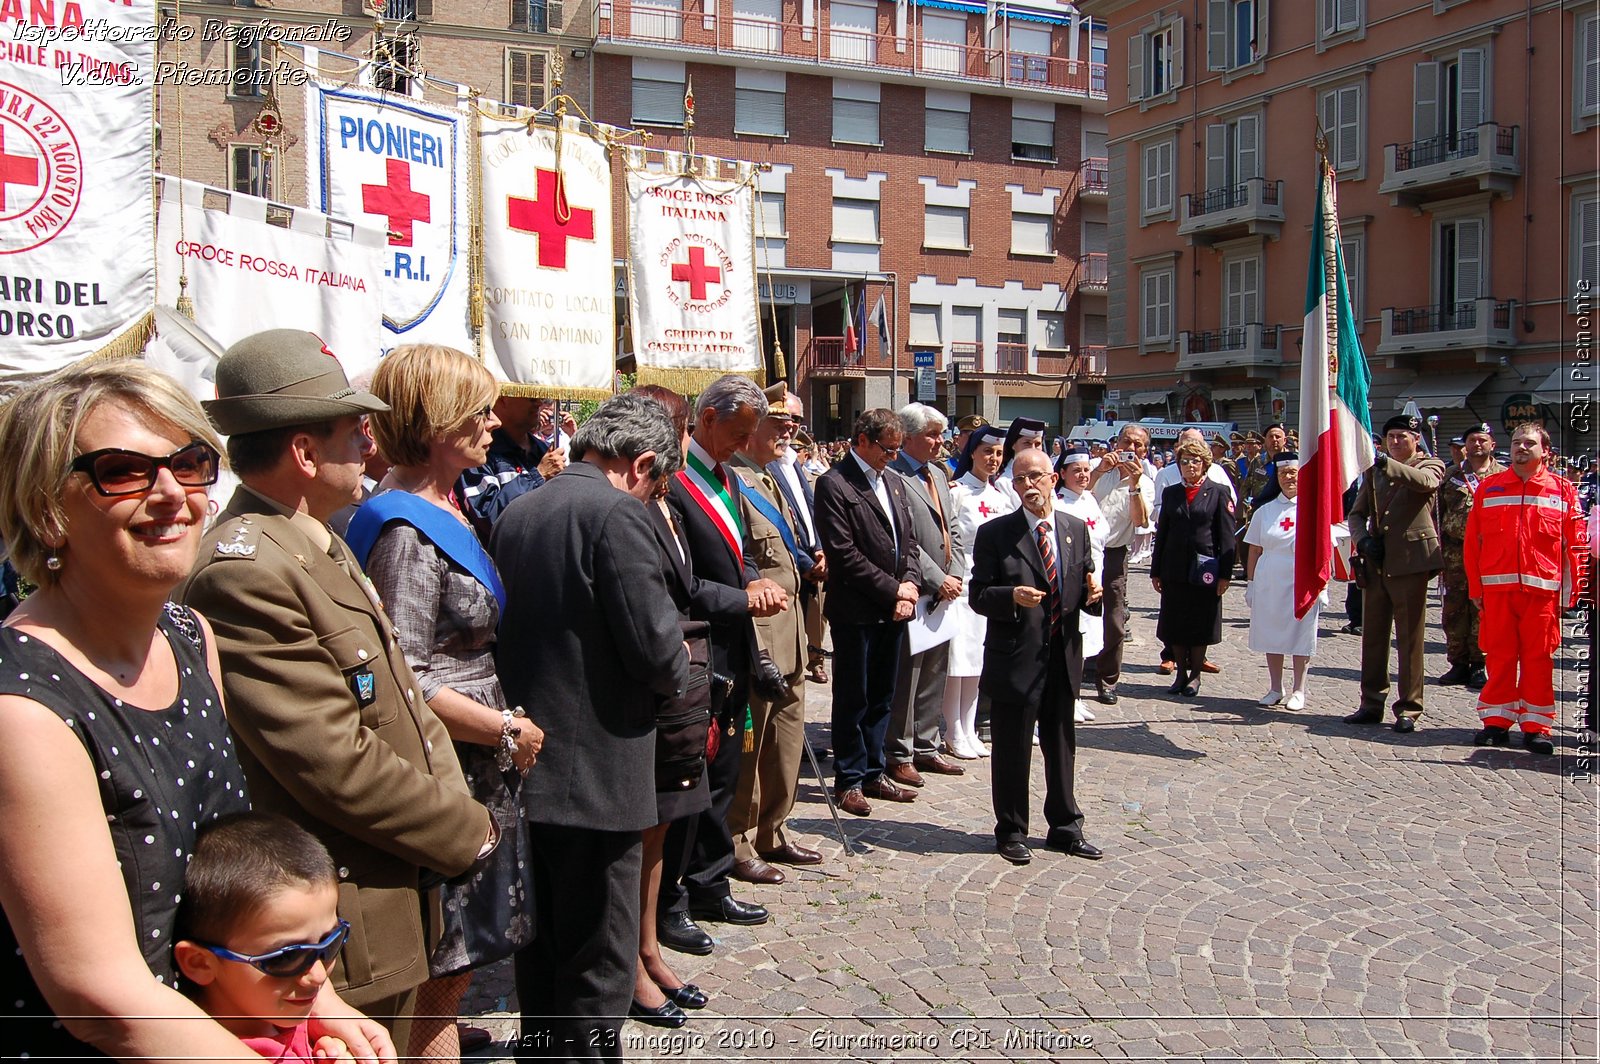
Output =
[
  {"x1": 1449, "y1": 435, "x2": 1466, "y2": 447},
  {"x1": 205, "y1": 329, "x2": 388, "y2": 436},
  {"x1": 1244, "y1": 430, "x2": 1263, "y2": 443},
  {"x1": 1382, "y1": 414, "x2": 1422, "y2": 434},
  {"x1": 762, "y1": 381, "x2": 796, "y2": 420},
  {"x1": 1229, "y1": 430, "x2": 1244, "y2": 443},
  {"x1": 956, "y1": 414, "x2": 990, "y2": 432},
  {"x1": 1462, "y1": 422, "x2": 1494, "y2": 439}
]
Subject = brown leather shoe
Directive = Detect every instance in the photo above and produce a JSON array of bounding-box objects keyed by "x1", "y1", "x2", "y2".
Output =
[
  {"x1": 862, "y1": 776, "x2": 917, "y2": 802},
  {"x1": 886, "y1": 762, "x2": 924, "y2": 788},
  {"x1": 835, "y1": 786, "x2": 871, "y2": 817},
  {"x1": 759, "y1": 842, "x2": 823, "y2": 865},
  {"x1": 1200, "y1": 660, "x2": 1221, "y2": 674},
  {"x1": 1158, "y1": 660, "x2": 1176, "y2": 674},
  {"x1": 730, "y1": 858, "x2": 785, "y2": 885},
  {"x1": 914, "y1": 752, "x2": 965, "y2": 776}
]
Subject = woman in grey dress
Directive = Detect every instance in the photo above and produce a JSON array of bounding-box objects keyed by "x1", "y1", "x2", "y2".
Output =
[{"x1": 348, "y1": 345, "x2": 545, "y2": 1064}]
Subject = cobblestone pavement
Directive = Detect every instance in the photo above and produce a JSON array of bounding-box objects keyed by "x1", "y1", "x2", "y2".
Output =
[{"x1": 462, "y1": 577, "x2": 1598, "y2": 1061}]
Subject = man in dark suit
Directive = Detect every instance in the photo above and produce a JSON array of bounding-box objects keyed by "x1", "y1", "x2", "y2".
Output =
[
  {"x1": 491, "y1": 394, "x2": 690, "y2": 1060},
  {"x1": 1345, "y1": 413, "x2": 1447, "y2": 734},
  {"x1": 968, "y1": 448, "x2": 1102, "y2": 866},
  {"x1": 813, "y1": 408, "x2": 922, "y2": 817},
  {"x1": 886, "y1": 402, "x2": 968, "y2": 787},
  {"x1": 661, "y1": 375, "x2": 788, "y2": 940}
]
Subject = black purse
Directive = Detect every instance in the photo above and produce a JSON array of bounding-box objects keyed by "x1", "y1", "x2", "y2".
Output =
[
  {"x1": 655, "y1": 620, "x2": 714, "y2": 792},
  {"x1": 1189, "y1": 553, "x2": 1221, "y2": 587}
]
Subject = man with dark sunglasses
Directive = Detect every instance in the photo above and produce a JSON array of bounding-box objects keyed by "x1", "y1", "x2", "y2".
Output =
[{"x1": 180, "y1": 330, "x2": 494, "y2": 1048}]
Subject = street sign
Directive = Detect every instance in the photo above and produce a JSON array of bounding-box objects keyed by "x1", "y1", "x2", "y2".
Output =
[{"x1": 914, "y1": 350, "x2": 936, "y2": 402}]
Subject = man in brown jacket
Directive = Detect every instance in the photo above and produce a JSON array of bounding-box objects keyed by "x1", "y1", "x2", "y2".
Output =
[
  {"x1": 181, "y1": 331, "x2": 494, "y2": 1046},
  {"x1": 1345, "y1": 413, "x2": 1448, "y2": 733}
]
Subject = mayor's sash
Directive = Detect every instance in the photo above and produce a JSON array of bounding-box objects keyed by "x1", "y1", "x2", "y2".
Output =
[{"x1": 344, "y1": 490, "x2": 507, "y2": 614}]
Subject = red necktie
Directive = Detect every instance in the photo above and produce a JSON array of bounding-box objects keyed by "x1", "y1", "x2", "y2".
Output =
[{"x1": 1036, "y1": 521, "x2": 1061, "y2": 634}]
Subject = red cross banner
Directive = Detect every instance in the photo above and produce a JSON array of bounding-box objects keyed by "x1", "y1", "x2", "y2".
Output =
[
  {"x1": 306, "y1": 81, "x2": 471, "y2": 350},
  {"x1": 478, "y1": 113, "x2": 614, "y2": 398},
  {"x1": 0, "y1": 0, "x2": 156, "y2": 387},
  {"x1": 626, "y1": 164, "x2": 761, "y2": 392},
  {"x1": 148, "y1": 177, "x2": 387, "y2": 405}
]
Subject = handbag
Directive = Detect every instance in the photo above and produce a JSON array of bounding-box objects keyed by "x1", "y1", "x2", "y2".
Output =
[
  {"x1": 1188, "y1": 553, "x2": 1221, "y2": 587},
  {"x1": 658, "y1": 621, "x2": 714, "y2": 791}
]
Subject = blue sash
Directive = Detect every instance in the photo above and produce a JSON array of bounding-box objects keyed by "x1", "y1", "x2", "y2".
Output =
[
  {"x1": 741, "y1": 480, "x2": 810, "y2": 573},
  {"x1": 344, "y1": 490, "x2": 507, "y2": 614}
]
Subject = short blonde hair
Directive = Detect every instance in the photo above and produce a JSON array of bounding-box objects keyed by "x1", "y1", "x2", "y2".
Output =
[
  {"x1": 368, "y1": 345, "x2": 497, "y2": 468},
  {"x1": 0, "y1": 360, "x2": 223, "y2": 590},
  {"x1": 1174, "y1": 440, "x2": 1211, "y2": 470}
]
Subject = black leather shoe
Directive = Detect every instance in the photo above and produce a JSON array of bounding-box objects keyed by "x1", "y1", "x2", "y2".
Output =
[
  {"x1": 1524, "y1": 732, "x2": 1554, "y2": 755},
  {"x1": 1182, "y1": 678, "x2": 1201, "y2": 697},
  {"x1": 657, "y1": 911, "x2": 713, "y2": 956},
  {"x1": 1473, "y1": 726, "x2": 1511, "y2": 747},
  {"x1": 1343, "y1": 709, "x2": 1383, "y2": 725},
  {"x1": 689, "y1": 894, "x2": 769, "y2": 926},
  {"x1": 1465, "y1": 667, "x2": 1488, "y2": 690},
  {"x1": 1166, "y1": 674, "x2": 1187, "y2": 695},
  {"x1": 630, "y1": 998, "x2": 687, "y2": 1028},
  {"x1": 660, "y1": 983, "x2": 709, "y2": 1010},
  {"x1": 997, "y1": 840, "x2": 1032, "y2": 865},
  {"x1": 1097, "y1": 683, "x2": 1119, "y2": 706},
  {"x1": 1393, "y1": 716, "x2": 1417, "y2": 733},
  {"x1": 1437, "y1": 662, "x2": 1470, "y2": 686},
  {"x1": 1048, "y1": 837, "x2": 1103, "y2": 860}
]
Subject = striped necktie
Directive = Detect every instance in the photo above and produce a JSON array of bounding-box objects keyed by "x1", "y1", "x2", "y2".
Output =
[{"x1": 1036, "y1": 521, "x2": 1061, "y2": 634}]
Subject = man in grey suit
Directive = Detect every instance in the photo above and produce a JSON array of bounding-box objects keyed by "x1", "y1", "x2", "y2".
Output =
[
  {"x1": 886, "y1": 403, "x2": 969, "y2": 785},
  {"x1": 491, "y1": 394, "x2": 690, "y2": 1061}
]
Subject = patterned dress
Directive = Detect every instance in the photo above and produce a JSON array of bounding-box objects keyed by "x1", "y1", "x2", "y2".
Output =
[
  {"x1": 364, "y1": 521, "x2": 533, "y2": 977},
  {"x1": 0, "y1": 604, "x2": 250, "y2": 1058}
]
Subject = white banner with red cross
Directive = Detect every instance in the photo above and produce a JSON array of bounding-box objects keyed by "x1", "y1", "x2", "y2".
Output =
[
  {"x1": 0, "y1": 0, "x2": 157, "y2": 388},
  {"x1": 625, "y1": 161, "x2": 762, "y2": 391},
  {"x1": 305, "y1": 78, "x2": 471, "y2": 352},
  {"x1": 147, "y1": 177, "x2": 387, "y2": 405},
  {"x1": 478, "y1": 112, "x2": 614, "y2": 399}
]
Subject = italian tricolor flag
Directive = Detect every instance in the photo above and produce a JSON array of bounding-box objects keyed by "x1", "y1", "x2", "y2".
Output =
[{"x1": 1294, "y1": 164, "x2": 1375, "y2": 619}]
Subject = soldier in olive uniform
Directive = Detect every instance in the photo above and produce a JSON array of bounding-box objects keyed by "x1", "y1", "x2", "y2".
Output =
[
  {"x1": 1234, "y1": 432, "x2": 1268, "y2": 573},
  {"x1": 1436, "y1": 423, "x2": 1503, "y2": 688},
  {"x1": 1344, "y1": 415, "x2": 1447, "y2": 734}
]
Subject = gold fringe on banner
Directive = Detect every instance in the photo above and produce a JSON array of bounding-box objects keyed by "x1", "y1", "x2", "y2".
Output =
[
  {"x1": 497, "y1": 382, "x2": 615, "y2": 401},
  {"x1": 82, "y1": 311, "x2": 156, "y2": 364},
  {"x1": 635, "y1": 366, "x2": 763, "y2": 396}
]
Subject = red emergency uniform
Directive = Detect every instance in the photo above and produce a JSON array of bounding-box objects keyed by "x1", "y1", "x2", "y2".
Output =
[{"x1": 1463, "y1": 466, "x2": 1588, "y2": 734}]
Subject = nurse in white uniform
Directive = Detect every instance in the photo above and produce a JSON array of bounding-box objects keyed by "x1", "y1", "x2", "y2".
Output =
[
  {"x1": 1243, "y1": 453, "x2": 1347, "y2": 710},
  {"x1": 942, "y1": 425, "x2": 1013, "y2": 758},
  {"x1": 1055, "y1": 443, "x2": 1107, "y2": 722}
]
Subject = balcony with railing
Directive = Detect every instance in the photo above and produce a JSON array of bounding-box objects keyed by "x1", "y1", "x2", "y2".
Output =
[
  {"x1": 1079, "y1": 157, "x2": 1109, "y2": 199},
  {"x1": 808, "y1": 336, "x2": 868, "y2": 376},
  {"x1": 1176, "y1": 323, "x2": 1283, "y2": 373},
  {"x1": 597, "y1": 0, "x2": 1108, "y2": 99},
  {"x1": 1176, "y1": 178, "x2": 1285, "y2": 244},
  {"x1": 994, "y1": 342, "x2": 1029, "y2": 374},
  {"x1": 1077, "y1": 252, "x2": 1108, "y2": 294},
  {"x1": 1375, "y1": 297, "x2": 1518, "y2": 363},
  {"x1": 948, "y1": 342, "x2": 982, "y2": 375},
  {"x1": 1380, "y1": 124, "x2": 1521, "y2": 206},
  {"x1": 1074, "y1": 345, "x2": 1106, "y2": 381}
]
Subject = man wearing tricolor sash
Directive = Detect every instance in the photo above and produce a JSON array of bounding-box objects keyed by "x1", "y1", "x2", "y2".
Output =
[
  {"x1": 661, "y1": 376, "x2": 789, "y2": 938},
  {"x1": 1465, "y1": 423, "x2": 1589, "y2": 754}
]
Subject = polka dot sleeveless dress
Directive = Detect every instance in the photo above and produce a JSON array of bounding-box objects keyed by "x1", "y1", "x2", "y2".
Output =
[{"x1": 0, "y1": 604, "x2": 250, "y2": 1059}]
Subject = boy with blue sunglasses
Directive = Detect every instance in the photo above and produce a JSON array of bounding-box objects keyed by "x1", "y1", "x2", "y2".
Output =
[{"x1": 174, "y1": 814, "x2": 354, "y2": 1062}]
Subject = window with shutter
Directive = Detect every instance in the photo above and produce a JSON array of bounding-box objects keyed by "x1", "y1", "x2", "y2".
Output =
[
  {"x1": 632, "y1": 58, "x2": 686, "y2": 125},
  {"x1": 829, "y1": 0, "x2": 876, "y2": 65},
  {"x1": 229, "y1": 144, "x2": 270, "y2": 198},
  {"x1": 925, "y1": 90, "x2": 970, "y2": 154},
  {"x1": 1456, "y1": 48, "x2": 1485, "y2": 133},
  {"x1": 1582, "y1": 14, "x2": 1600, "y2": 120},
  {"x1": 922, "y1": 13, "x2": 965, "y2": 76},
  {"x1": 832, "y1": 198, "x2": 880, "y2": 243},
  {"x1": 1413, "y1": 61, "x2": 1440, "y2": 143},
  {"x1": 1011, "y1": 100, "x2": 1054, "y2": 162},
  {"x1": 1223, "y1": 255, "x2": 1260, "y2": 328},
  {"x1": 631, "y1": 0, "x2": 682, "y2": 40},
  {"x1": 1141, "y1": 268, "x2": 1173, "y2": 343},
  {"x1": 924, "y1": 205, "x2": 970, "y2": 250},
  {"x1": 950, "y1": 307, "x2": 981, "y2": 345},
  {"x1": 1319, "y1": 84, "x2": 1363, "y2": 175},
  {"x1": 732, "y1": 0, "x2": 781, "y2": 51},
  {"x1": 997, "y1": 309, "x2": 1027, "y2": 345},
  {"x1": 1321, "y1": 0, "x2": 1359, "y2": 37},
  {"x1": 735, "y1": 80, "x2": 786, "y2": 136},
  {"x1": 1339, "y1": 234, "x2": 1364, "y2": 323},
  {"x1": 833, "y1": 79, "x2": 880, "y2": 145},
  {"x1": 228, "y1": 34, "x2": 263, "y2": 98},
  {"x1": 909, "y1": 304, "x2": 942, "y2": 346},
  {"x1": 1039, "y1": 311, "x2": 1066, "y2": 349},
  {"x1": 1011, "y1": 212, "x2": 1053, "y2": 256},
  {"x1": 1437, "y1": 216, "x2": 1484, "y2": 321},
  {"x1": 1208, "y1": 0, "x2": 1257, "y2": 69},
  {"x1": 1142, "y1": 140, "x2": 1172, "y2": 214},
  {"x1": 1575, "y1": 194, "x2": 1599, "y2": 303},
  {"x1": 507, "y1": 49, "x2": 548, "y2": 109},
  {"x1": 1082, "y1": 313, "x2": 1107, "y2": 346},
  {"x1": 757, "y1": 192, "x2": 786, "y2": 238},
  {"x1": 1084, "y1": 221, "x2": 1107, "y2": 254}
]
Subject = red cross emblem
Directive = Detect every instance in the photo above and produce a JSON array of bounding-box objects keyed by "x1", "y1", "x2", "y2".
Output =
[
  {"x1": 670, "y1": 245, "x2": 723, "y2": 301},
  {"x1": 361, "y1": 159, "x2": 431, "y2": 247},
  {"x1": 1086, "y1": 517, "x2": 1097, "y2": 529},
  {"x1": 0, "y1": 127, "x2": 40, "y2": 211},
  {"x1": 977, "y1": 501, "x2": 993, "y2": 516},
  {"x1": 1279, "y1": 515, "x2": 1295, "y2": 531},
  {"x1": 507, "y1": 168, "x2": 595, "y2": 269}
]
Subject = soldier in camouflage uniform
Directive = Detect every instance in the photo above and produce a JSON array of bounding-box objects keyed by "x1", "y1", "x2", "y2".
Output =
[{"x1": 1437, "y1": 423, "x2": 1503, "y2": 688}]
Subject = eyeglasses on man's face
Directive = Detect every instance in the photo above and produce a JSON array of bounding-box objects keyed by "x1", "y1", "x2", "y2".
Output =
[{"x1": 1012, "y1": 471, "x2": 1053, "y2": 485}]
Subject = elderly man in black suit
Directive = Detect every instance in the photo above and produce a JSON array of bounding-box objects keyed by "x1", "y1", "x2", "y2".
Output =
[
  {"x1": 813, "y1": 408, "x2": 922, "y2": 817},
  {"x1": 491, "y1": 394, "x2": 690, "y2": 1061},
  {"x1": 886, "y1": 402, "x2": 968, "y2": 788},
  {"x1": 660, "y1": 375, "x2": 789, "y2": 946},
  {"x1": 969, "y1": 448, "x2": 1103, "y2": 866}
]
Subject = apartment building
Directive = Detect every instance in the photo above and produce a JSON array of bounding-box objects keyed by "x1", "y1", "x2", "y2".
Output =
[
  {"x1": 592, "y1": 0, "x2": 1111, "y2": 437},
  {"x1": 153, "y1": 0, "x2": 589, "y2": 212},
  {"x1": 1079, "y1": 0, "x2": 1597, "y2": 452}
]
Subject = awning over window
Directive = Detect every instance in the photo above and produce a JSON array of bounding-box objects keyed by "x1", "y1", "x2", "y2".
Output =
[
  {"x1": 1531, "y1": 366, "x2": 1584, "y2": 404},
  {"x1": 1210, "y1": 386, "x2": 1257, "y2": 401},
  {"x1": 915, "y1": 0, "x2": 986, "y2": 14},
  {"x1": 1127, "y1": 390, "x2": 1171, "y2": 406},
  {"x1": 1391, "y1": 372, "x2": 1491, "y2": 410}
]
